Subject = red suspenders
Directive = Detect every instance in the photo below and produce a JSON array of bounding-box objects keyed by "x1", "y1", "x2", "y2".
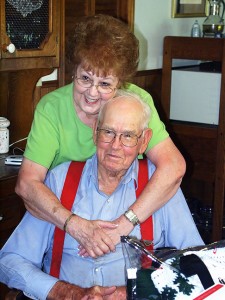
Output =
[
  {"x1": 50, "y1": 159, "x2": 153, "y2": 278},
  {"x1": 50, "y1": 161, "x2": 85, "y2": 278}
]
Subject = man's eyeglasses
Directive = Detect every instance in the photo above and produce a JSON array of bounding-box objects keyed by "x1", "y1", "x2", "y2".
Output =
[
  {"x1": 75, "y1": 76, "x2": 115, "y2": 94},
  {"x1": 97, "y1": 128, "x2": 143, "y2": 147}
]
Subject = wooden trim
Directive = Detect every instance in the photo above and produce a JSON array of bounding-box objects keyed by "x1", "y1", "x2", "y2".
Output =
[
  {"x1": 117, "y1": 0, "x2": 134, "y2": 30},
  {"x1": 58, "y1": 0, "x2": 65, "y2": 87},
  {"x1": 212, "y1": 43, "x2": 225, "y2": 241}
]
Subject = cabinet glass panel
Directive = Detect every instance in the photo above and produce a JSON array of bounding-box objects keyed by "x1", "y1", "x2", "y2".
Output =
[{"x1": 5, "y1": 0, "x2": 49, "y2": 50}]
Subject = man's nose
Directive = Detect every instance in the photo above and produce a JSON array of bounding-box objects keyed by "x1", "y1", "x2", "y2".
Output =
[{"x1": 111, "y1": 134, "x2": 123, "y2": 148}]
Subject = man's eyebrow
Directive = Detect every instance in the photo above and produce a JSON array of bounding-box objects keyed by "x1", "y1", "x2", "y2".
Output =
[{"x1": 102, "y1": 127, "x2": 137, "y2": 134}]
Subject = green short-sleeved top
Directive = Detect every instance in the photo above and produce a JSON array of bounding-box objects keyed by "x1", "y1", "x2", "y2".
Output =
[{"x1": 24, "y1": 83, "x2": 169, "y2": 170}]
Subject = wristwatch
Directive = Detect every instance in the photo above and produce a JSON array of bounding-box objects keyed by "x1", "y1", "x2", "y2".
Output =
[{"x1": 124, "y1": 209, "x2": 140, "y2": 226}]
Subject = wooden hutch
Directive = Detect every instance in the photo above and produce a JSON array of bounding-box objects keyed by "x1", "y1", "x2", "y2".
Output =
[{"x1": 161, "y1": 36, "x2": 225, "y2": 243}]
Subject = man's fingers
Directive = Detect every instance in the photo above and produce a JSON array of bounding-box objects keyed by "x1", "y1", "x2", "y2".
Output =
[
  {"x1": 100, "y1": 286, "x2": 117, "y2": 296},
  {"x1": 87, "y1": 243, "x2": 110, "y2": 258},
  {"x1": 78, "y1": 237, "x2": 114, "y2": 257},
  {"x1": 73, "y1": 218, "x2": 117, "y2": 257}
]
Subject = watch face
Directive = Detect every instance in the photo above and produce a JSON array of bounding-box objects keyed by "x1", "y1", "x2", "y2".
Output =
[
  {"x1": 125, "y1": 210, "x2": 139, "y2": 225},
  {"x1": 126, "y1": 210, "x2": 133, "y2": 219}
]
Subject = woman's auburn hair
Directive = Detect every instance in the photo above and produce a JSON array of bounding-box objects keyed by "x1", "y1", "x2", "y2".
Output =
[{"x1": 67, "y1": 14, "x2": 139, "y2": 86}]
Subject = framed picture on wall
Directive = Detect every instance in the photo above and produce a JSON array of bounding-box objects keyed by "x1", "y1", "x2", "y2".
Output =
[{"x1": 172, "y1": 0, "x2": 208, "y2": 18}]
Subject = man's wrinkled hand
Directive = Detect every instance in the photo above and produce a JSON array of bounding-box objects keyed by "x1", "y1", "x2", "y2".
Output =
[
  {"x1": 47, "y1": 281, "x2": 117, "y2": 300},
  {"x1": 67, "y1": 215, "x2": 118, "y2": 258},
  {"x1": 103, "y1": 286, "x2": 126, "y2": 300},
  {"x1": 78, "y1": 215, "x2": 134, "y2": 257}
]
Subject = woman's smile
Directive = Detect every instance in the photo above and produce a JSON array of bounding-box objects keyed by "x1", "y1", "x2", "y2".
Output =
[{"x1": 84, "y1": 96, "x2": 100, "y2": 105}]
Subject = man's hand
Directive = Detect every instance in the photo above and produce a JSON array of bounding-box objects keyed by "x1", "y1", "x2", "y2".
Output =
[
  {"x1": 103, "y1": 286, "x2": 126, "y2": 300},
  {"x1": 67, "y1": 215, "x2": 118, "y2": 258},
  {"x1": 78, "y1": 215, "x2": 133, "y2": 257},
  {"x1": 47, "y1": 281, "x2": 117, "y2": 300}
]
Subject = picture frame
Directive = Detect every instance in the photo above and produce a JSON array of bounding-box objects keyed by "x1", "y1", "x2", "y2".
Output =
[{"x1": 172, "y1": 0, "x2": 208, "y2": 18}]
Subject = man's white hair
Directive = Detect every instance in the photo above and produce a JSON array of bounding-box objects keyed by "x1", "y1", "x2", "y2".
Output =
[{"x1": 98, "y1": 89, "x2": 151, "y2": 129}]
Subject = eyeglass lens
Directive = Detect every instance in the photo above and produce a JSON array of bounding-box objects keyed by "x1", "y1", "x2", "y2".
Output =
[
  {"x1": 97, "y1": 129, "x2": 141, "y2": 147},
  {"x1": 76, "y1": 78, "x2": 114, "y2": 94}
]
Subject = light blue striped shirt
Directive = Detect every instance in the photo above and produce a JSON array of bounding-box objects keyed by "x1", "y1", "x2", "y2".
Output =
[{"x1": 0, "y1": 155, "x2": 204, "y2": 299}]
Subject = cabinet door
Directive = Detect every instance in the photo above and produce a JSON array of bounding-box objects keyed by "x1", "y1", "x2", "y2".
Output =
[{"x1": 0, "y1": 0, "x2": 61, "y2": 70}]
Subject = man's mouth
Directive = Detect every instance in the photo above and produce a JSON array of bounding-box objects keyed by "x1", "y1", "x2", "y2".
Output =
[{"x1": 107, "y1": 153, "x2": 121, "y2": 160}]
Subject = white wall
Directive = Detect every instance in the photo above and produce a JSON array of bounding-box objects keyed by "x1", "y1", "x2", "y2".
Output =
[{"x1": 134, "y1": 0, "x2": 207, "y2": 70}]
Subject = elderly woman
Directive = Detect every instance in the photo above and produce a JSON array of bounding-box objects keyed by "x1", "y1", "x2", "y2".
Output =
[{"x1": 15, "y1": 14, "x2": 186, "y2": 257}]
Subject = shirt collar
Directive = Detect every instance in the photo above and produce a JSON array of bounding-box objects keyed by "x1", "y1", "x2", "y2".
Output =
[{"x1": 88, "y1": 154, "x2": 139, "y2": 187}]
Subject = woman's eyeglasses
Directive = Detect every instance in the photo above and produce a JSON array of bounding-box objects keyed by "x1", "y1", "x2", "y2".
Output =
[{"x1": 75, "y1": 76, "x2": 115, "y2": 94}]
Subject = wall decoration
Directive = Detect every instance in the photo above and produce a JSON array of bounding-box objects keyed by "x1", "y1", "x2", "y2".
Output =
[{"x1": 172, "y1": 0, "x2": 207, "y2": 17}]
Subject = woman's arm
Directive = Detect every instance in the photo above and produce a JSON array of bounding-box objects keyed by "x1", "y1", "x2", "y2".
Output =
[
  {"x1": 100, "y1": 137, "x2": 186, "y2": 243},
  {"x1": 16, "y1": 158, "x2": 67, "y2": 225},
  {"x1": 131, "y1": 137, "x2": 186, "y2": 222},
  {"x1": 15, "y1": 158, "x2": 117, "y2": 257}
]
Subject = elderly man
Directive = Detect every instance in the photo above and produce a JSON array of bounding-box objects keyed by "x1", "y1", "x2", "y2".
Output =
[{"x1": 0, "y1": 91, "x2": 204, "y2": 300}]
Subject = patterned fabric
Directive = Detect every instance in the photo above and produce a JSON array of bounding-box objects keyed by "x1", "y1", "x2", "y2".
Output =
[{"x1": 123, "y1": 239, "x2": 225, "y2": 299}]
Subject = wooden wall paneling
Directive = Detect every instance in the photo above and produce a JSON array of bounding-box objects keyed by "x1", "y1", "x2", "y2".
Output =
[
  {"x1": 33, "y1": 80, "x2": 59, "y2": 110},
  {"x1": 170, "y1": 124, "x2": 217, "y2": 182},
  {"x1": 170, "y1": 125, "x2": 217, "y2": 207},
  {"x1": 95, "y1": 0, "x2": 134, "y2": 29},
  {"x1": 0, "y1": 72, "x2": 9, "y2": 116},
  {"x1": 65, "y1": 0, "x2": 95, "y2": 37},
  {"x1": 58, "y1": 0, "x2": 65, "y2": 87},
  {"x1": 132, "y1": 69, "x2": 162, "y2": 115},
  {"x1": 95, "y1": 0, "x2": 118, "y2": 16},
  {"x1": 117, "y1": 0, "x2": 134, "y2": 30},
  {"x1": 6, "y1": 69, "x2": 55, "y2": 150}
]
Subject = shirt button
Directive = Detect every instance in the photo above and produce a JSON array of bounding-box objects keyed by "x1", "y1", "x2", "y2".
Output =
[
  {"x1": 107, "y1": 199, "x2": 110, "y2": 203},
  {"x1": 95, "y1": 268, "x2": 99, "y2": 272}
]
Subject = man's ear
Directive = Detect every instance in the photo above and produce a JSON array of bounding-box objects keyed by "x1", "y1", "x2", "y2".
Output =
[
  {"x1": 139, "y1": 129, "x2": 152, "y2": 154},
  {"x1": 93, "y1": 120, "x2": 98, "y2": 145}
]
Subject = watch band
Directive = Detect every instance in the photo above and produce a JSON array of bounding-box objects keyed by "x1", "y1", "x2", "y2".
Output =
[{"x1": 124, "y1": 209, "x2": 140, "y2": 226}]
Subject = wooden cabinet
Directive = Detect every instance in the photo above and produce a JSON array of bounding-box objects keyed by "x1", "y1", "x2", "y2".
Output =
[
  {"x1": 161, "y1": 36, "x2": 225, "y2": 242},
  {"x1": 0, "y1": 0, "x2": 64, "y2": 149},
  {"x1": 0, "y1": 0, "x2": 61, "y2": 71}
]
